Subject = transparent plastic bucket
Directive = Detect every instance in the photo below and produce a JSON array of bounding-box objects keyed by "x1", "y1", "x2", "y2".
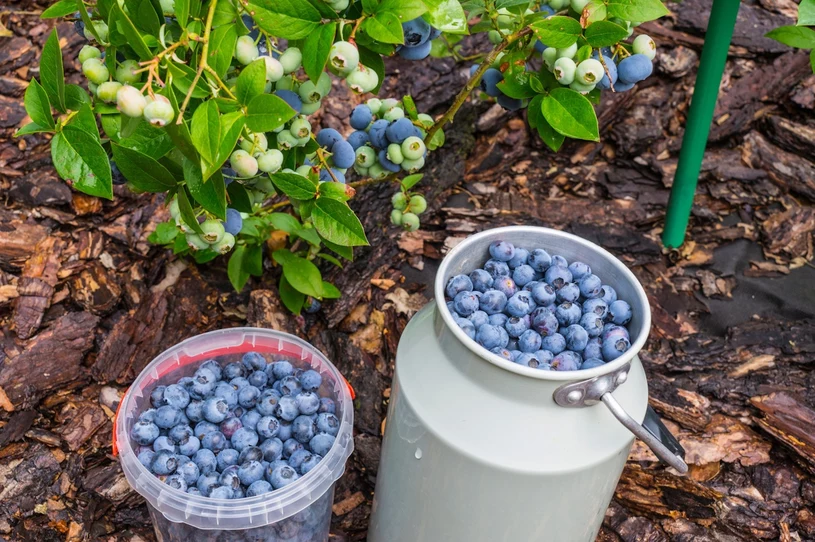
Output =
[{"x1": 114, "y1": 328, "x2": 354, "y2": 542}]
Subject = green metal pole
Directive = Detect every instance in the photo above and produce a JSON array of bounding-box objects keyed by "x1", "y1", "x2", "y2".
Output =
[{"x1": 662, "y1": 0, "x2": 741, "y2": 248}]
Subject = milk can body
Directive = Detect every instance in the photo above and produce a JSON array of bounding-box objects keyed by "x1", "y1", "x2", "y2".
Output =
[{"x1": 368, "y1": 226, "x2": 662, "y2": 542}]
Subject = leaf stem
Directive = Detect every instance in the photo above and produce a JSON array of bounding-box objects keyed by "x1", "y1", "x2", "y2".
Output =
[{"x1": 177, "y1": 0, "x2": 219, "y2": 123}]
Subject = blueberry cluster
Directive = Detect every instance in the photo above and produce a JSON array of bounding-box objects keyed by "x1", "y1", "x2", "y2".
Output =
[
  {"x1": 445, "y1": 240, "x2": 634, "y2": 371},
  {"x1": 130, "y1": 352, "x2": 341, "y2": 500},
  {"x1": 397, "y1": 18, "x2": 442, "y2": 60},
  {"x1": 390, "y1": 191, "x2": 427, "y2": 232},
  {"x1": 168, "y1": 197, "x2": 243, "y2": 254},
  {"x1": 347, "y1": 101, "x2": 430, "y2": 181}
]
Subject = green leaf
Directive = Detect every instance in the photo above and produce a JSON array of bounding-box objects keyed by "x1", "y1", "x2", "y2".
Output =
[
  {"x1": 357, "y1": 46, "x2": 386, "y2": 94},
  {"x1": 227, "y1": 182, "x2": 253, "y2": 213},
  {"x1": 576, "y1": 44, "x2": 592, "y2": 63},
  {"x1": 248, "y1": 0, "x2": 322, "y2": 40},
  {"x1": 207, "y1": 111, "x2": 245, "y2": 179},
  {"x1": 24, "y1": 79, "x2": 54, "y2": 130},
  {"x1": 208, "y1": 24, "x2": 238, "y2": 78},
  {"x1": 111, "y1": 2, "x2": 153, "y2": 60},
  {"x1": 273, "y1": 250, "x2": 324, "y2": 298},
  {"x1": 148, "y1": 221, "x2": 179, "y2": 244},
  {"x1": 119, "y1": 122, "x2": 174, "y2": 158},
  {"x1": 268, "y1": 212, "x2": 302, "y2": 233},
  {"x1": 766, "y1": 25, "x2": 815, "y2": 49},
  {"x1": 496, "y1": 52, "x2": 536, "y2": 99},
  {"x1": 112, "y1": 143, "x2": 178, "y2": 192},
  {"x1": 228, "y1": 245, "x2": 252, "y2": 291},
  {"x1": 528, "y1": 95, "x2": 565, "y2": 152},
  {"x1": 246, "y1": 94, "x2": 297, "y2": 132},
  {"x1": 191, "y1": 100, "x2": 221, "y2": 164},
  {"x1": 303, "y1": 22, "x2": 337, "y2": 84},
  {"x1": 585, "y1": 21, "x2": 628, "y2": 47},
  {"x1": 377, "y1": 0, "x2": 427, "y2": 20},
  {"x1": 14, "y1": 122, "x2": 52, "y2": 136},
  {"x1": 531, "y1": 16, "x2": 581, "y2": 48},
  {"x1": 51, "y1": 127, "x2": 113, "y2": 199},
  {"x1": 66, "y1": 102, "x2": 100, "y2": 140},
  {"x1": 177, "y1": 187, "x2": 204, "y2": 234},
  {"x1": 583, "y1": 0, "x2": 607, "y2": 25},
  {"x1": 161, "y1": 85, "x2": 198, "y2": 162},
  {"x1": 41, "y1": 0, "x2": 80, "y2": 17},
  {"x1": 422, "y1": 0, "x2": 468, "y2": 35},
  {"x1": 184, "y1": 158, "x2": 227, "y2": 219},
  {"x1": 606, "y1": 0, "x2": 670, "y2": 23},
  {"x1": 271, "y1": 172, "x2": 318, "y2": 200},
  {"x1": 321, "y1": 281, "x2": 341, "y2": 298},
  {"x1": 312, "y1": 198, "x2": 368, "y2": 247},
  {"x1": 322, "y1": 239, "x2": 354, "y2": 260},
  {"x1": 194, "y1": 249, "x2": 220, "y2": 264},
  {"x1": 318, "y1": 181, "x2": 351, "y2": 201},
  {"x1": 236, "y1": 58, "x2": 267, "y2": 105},
  {"x1": 135, "y1": 0, "x2": 161, "y2": 35},
  {"x1": 65, "y1": 84, "x2": 90, "y2": 111},
  {"x1": 77, "y1": 4, "x2": 100, "y2": 41},
  {"x1": 168, "y1": 62, "x2": 211, "y2": 99},
  {"x1": 40, "y1": 30, "x2": 66, "y2": 113},
  {"x1": 362, "y1": 12, "x2": 404, "y2": 44},
  {"x1": 245, "y1": 244, "x2": 264, "y2": 276},
  {"x1": 401, "y1": 173, "x2": 423, "y2": 190},
  {"x1": 175, "y1": 0, "x2": 190, "y2": 27},
  {"x1": 212, "y1": 0, "x2": 237, "y2": 25},
  {"x1": 800, "y1": 0, "x2": 815, "y2": 26},
  {"x1": 542, "y1": 88, "x2": 599, "y2": 141},
  {"x1": 318, "y1": 253, "x2": 343, "y2": 268},
  {"x1": 278, "y1": 275, "x2": 305, "y2": 314},
  {"x1": 305, "y1": 0, "x2": 340, "y2": 19},
  {"x1": 811, "y1": 49, "x2": 815, "y2": 73}
]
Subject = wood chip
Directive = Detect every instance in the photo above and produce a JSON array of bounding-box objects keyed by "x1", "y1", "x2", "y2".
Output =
[{"x1": 332, "y1": 491, "x2": 365, "y2": 516}]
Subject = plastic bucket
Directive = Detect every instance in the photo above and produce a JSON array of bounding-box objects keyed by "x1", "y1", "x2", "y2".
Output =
[{"x1": 115, "y1": 328, "x2": 354, "y2": 542}]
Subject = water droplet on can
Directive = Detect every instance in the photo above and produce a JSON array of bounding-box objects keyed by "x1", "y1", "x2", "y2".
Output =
[{"x1": 414, "y1": 448, "x2": 422, "y2": 459}]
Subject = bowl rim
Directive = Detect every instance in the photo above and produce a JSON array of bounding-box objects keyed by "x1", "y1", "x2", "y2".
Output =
[{"x1": 434, "y1": 226, "x2": 651, "y2": 382}]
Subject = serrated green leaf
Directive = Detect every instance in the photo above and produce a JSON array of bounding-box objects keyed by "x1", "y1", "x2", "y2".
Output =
[
  {"x1": 177, "y1": 187, "x2": 204, "y2": 234},
  {"x1": 52, "y1": 127, "x2": 113, "y2": 199},
  {"x1": 41, "y1": 0, "x2": 80, "y2": 18},
  {"x1": 227, "y1": 181, "x2": 253, "y2": 213},
  {"x1": 40, "y1": 30, "x2": 66, "y2": 113},
  {"x1": 401, "y1": 173, "x2": 423, "y2": 190},
  {"x1": 148, "y1": 221, "x2": 179, "y2": 244},
  {"x1": 236, "y1": 58, "x2": 267, "y2": 105},
  {"x1": 184, "y1": 158, "x2": 227, "y2": 220},
  {"x1": 228, "y1": 244, "x2": 251, "y2": 291},
  {"x1": 542, "y1": 88, "x2": 599, "y2": 141},
  {"x1": 112, "y1": 143, "x2": 178, "y2": 192},
  {"x1": 273, "y1": 250, "x2": 324, "y2": 298},
  {"x1": 423, "y1": 0, "x2": 468, "y2": 35},
  {"x1": 278, "y1": 275, "x2": 305, "y2": 314},
  {"x1": 312, "y1": 198, "x2": 368, "y2": 246},
  {"x1": 270, "y1": 172, "x2": 318, "y2": 200},
  {"x1": 531, "y1": 16, "x2": 581, "y2": 48},
  {"x1": 191, "y1": 100, "x2": 220, "y2": 164},
  {"x1": 24, "y1": 79, "x2": 54, "y2": 130},
  {"x1": 606, "y1": 0, "x2": 669, "y2": 23},
  {"x1": 766, "y1": 25, "x2": 815, "y2": 48},
  {"x1": 248, "y1": 0, "x2": 322, "y2": 40},
  {"x1": 246, "y1": 94, "x2": 297, "y2": 132},
  {"x1": 303, "y1": 22, "x2": 337, "y2": 84},
  {"x1": 585, "y1": 21, "x2": 628, "y2": 47},
  {"x1": 362, "y1": 12, "x2": 404, "y2": 44}
]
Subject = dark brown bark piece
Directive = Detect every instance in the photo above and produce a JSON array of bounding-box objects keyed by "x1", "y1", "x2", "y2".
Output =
[
  {"x1": 12, "y1": 236, "x2": 64, "y2": 338},
  {"x1": 68, "y1": 262, "x2": 122, "y2": 315},
  {"x1": 751, "y1": 392, "x2": 815, "y2": 474}
]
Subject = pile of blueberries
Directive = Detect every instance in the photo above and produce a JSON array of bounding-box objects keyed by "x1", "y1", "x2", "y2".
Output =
[
  {"x1": 130, "y1": 353, "x2": 341, "y2": 501},
  {"x1": 397, "y1": 17, "x2": 442, "y2": 60},
  {"x1": 445, "y1": 240, "x2": 634, "y2": 371}
]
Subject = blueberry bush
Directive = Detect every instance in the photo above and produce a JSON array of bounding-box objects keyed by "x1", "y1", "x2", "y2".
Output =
[
  {"x1": 18, "y1": 0, "x2": 668, "y2": 313},
  {"x1": 767, "y1": 0, "x2": 815, "y2": 71}
]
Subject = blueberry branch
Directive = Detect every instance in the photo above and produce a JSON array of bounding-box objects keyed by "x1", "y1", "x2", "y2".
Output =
[{"x1": 177, "y1": 0, "x2": 219, "y2": 123}]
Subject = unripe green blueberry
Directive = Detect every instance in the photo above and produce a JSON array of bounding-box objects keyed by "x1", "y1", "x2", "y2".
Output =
[
  {"x1": 328, "y1": 0, "x2": 349, "y2": 10},
  {"x1": 328, "y1": 41, "x2": 359, "y2": 75},
  {"x1": 417, "y1": 113, "x2": 434, "y2": 128},
  {"x1": 354, "y1": 165, "x2": 369, "y2": 176},
  {"x1": 571, "y1": 0, "x2": 591, "y2": 12},
  {"x1": 298, "y1": 80, "x2": 322, "y2": 104},
  {"x1": 235, "y1": 35, "x2": 259, "y2": 66},
  {"x1": 116, "y1": 85, "x2": 147, "y2": 117},
  {"x1": 78, "y1": 45, "x2": 101, "y2": 64},
  {"x1": 366, "y1": 98, "x2": 382, "y2": 116},
  {"x1": 82, "y1": 57, "x2": 110, "y2": 85},
  {"x1": 401, "y1": 212, "x2": 420, "y2": 232},
  {"x1": 386, "y1": 143, "x2": 404, "y2": 165},
  {"x1": 239, "y1": 132, "x2": 268, "y2": 153},
  {"x1": 569, "y1": 80, "x2": 596, "y2": 94},
  {"x1": 253, "y1": 177, "x2": 275, "y2": 194},
  {"x1": 379, "y1": 98, "x2": 399, "y2": 113},
  {"x1": 177, "y1": 218, "x2": 193, "y2": 233},
  {"x1": 488, "y1": 30, "x2": 503, "y2": 45},
  {"x1": 143, "y1": 96, "x2": 175, "y2": 126},
  {"x1": 291, "y1": 117, "x2": 312, "y2": 139},
  {"x1": 368, "y1": 163, "x2": 388, "y2": 180},
  {"x1": 401, "y1": 136, "x2": 426, "y2": 160},
  {"x1": 200, "y1": 219, "x2": 225, "y2": 244},
  {"x1": 263, "y1": 56, "x2": 284, "y2": 82},
  {"x1": 230, "y1": 149, "x2": 259, "y2": 177},
  {"x1": 315, "y1": 72, "x2": 332, "y2": 97},
  {"x1": 390, "y1": 209, "x2": 403, "y2": 225},
  {"x1": 257, "y1": 149, "x2": 284, "y2": 173},
  {"x1": 401, "y1": 156, "x2": 425, "y2": 173},
  {"x1": 115, "y1": 59, "x2": 141, "y2": 85},
  {"x1": 632, "y1": 34, "x2": 657, "y2": 60},
  {"x1": 96, "y1": 81, "x2": 122, "y2": 103},
  {"x1": 346, "y1": 65, "x2": 378, "y2": 94},
  {"x1": 300, "y1": 100, "x2": 321, "y2": 115},
  {"x1": 276, "y1": 129, "x2": 298, "y2": 150},
  {"x1": 279, "y1": 47, "x2": 303, "y2": 74},
  {"x1": 211, "y1": 232, "x2": 235, "y2": 254},
  {"x1": 576, "y1": 58, "x2": 604, "y2": 85},
  {"x1": 391, "y1": 192, "x2": 407, "y2": 211},
  {"x1": 542, "y1": 47, "x2": 558, "y2": 71},
  {"x1": 557, "y1": 43, "x2": 578, "y2": 59},
  {"x1": 355, "y1": 146, "x2": 376, "y2": 168},
  {"x1": 88, "y1": 82, "x2": 98, "y2": 95},
  {"x1": 84, "y1": 20, "x2": 109, "y2": 43},
  {"x1": 553, "y1": 57, "x2": 576, "y2": 85},
  {"x1": 383, "y1": 107, "x2": 404, "y2": 121},
  {"x1": 251, "y1": 189, "x2": 266, "y2": 205},
  {"x1": 275, "y1": 75, "x2": 295, "y2": 91},
  {"x1": 169, "y1": 197, "x2": 180, "y2": 219},
  {"x1": 549, "y1": 0, "x2": 569, "y2": 8},
  {"x1": 186, "y1": 233, "x2": 210, "y2": 251},
  {"x1": 295, "y1": 133, "x2": 311, "y2": 147},
  {"x1": 160, "y1": 0, "x2": 175, "y2": 15},
  {"x1": 409, "y1": 195, "x2": 427, "y2": 214},
  {"x1": 295, "y1": 165, "x2": 313, "y2": 177}
]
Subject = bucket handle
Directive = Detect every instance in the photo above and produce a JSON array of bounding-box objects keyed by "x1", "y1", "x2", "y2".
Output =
[{"x1": 553, "y1": 363, "x2": 689, "y2": 474}]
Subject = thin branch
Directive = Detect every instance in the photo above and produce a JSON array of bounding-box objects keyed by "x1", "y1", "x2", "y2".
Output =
[{"x1": 177, "y1": 0, "x2": 219, "y2": 122}]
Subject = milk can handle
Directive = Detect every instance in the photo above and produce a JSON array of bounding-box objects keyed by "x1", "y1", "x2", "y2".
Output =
[{"x1": 553, "y1": 363, "x2": 689, "y2": 474}]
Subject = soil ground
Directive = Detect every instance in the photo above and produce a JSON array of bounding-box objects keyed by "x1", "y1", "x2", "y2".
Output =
[{"x1": 1, "y1": 0, "x2": 815, "y2": 540}]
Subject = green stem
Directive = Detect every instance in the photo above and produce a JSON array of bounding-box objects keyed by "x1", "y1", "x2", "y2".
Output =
[{"x1": 177, "y1": 0, "x2": 219, "y2": 122}]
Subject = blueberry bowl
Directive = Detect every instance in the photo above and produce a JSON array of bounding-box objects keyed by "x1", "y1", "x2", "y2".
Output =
[{"x1": 114, "y1": 328, "x2": 354, "y2": 542}]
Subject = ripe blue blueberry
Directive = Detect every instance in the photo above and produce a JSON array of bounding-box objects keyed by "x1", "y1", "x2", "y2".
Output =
[
  {"x1": 595, "y1": 55, "x2": 618, "y2": 90},
  {"x1": 617, "y1": 54, "x2": 653, "y2": 84},
  {"x1": 555, "y1": 302, "x2": 581, "y2": 327},
  {"x1": 580, "y1": 313, "x2": 604, "y2": 337},
  {"x1": 480, "y1": 68, "x2": 503, "y2": 97},
  {"x1": 551, "y1": 255, "x2": 569, "y2": 267},
  {"x1": 301, "y1": 370, "x2": 322, "y2": 393},
  {"x1": 231, "y1": 427, "x2": 259, "y2": 452},
  {"x1": 582, "y1": 298, "x2": 609, "y2": 319},
  {"x1": 131, "y1": 421, "x2": 160, "y2": 445},
  {"x1": 508, "y1": 247, "x2": 529, "y2": 269},
  {"x1": 219, "y1": 417, "x2": 243, "y2": 439},
  {"x1": 350, "y1": 104, "x2": 373, "y2": 130},
  {"x1": 602, "y1": 335, "x2": 630, "y2": 361},
  {"x1": 282, "y1": 438, "x2": 305, "y2": 458},
  {"x1": 202, "y1": 397, "x2": 229, "y2": 423},
  {"x1": 567, "y1": 261, "x2": 591, "y2": 280},
  {"x1": 177, "y1": 460, "x2": 200, "y2": 486},
  {"x1": 248, "y1": 370, "x2": 268, "y2": 389},
  {"x1": 315, "y1": 413, "x2": 340, "y2": 436},
  {"x1": 268, "y1": 464, "x2": 300, "y2": 489},
  {"x1": 242, "y1": 352, "x2": 267, "y2": 371},
  {"x1": 288, "y1": 448, "x2": 311, "y2": 470},
  {"x1": 155, "y1": 405, "x2": 183, "y2": 429},
  {"x1": 505, "y1": 316, "x2": 530, "y2": 338},
  {"x1": 515, "y1": 352, "x2": 545, "y2": 368},
  {"x1": 512, "y1": 264, "x2": 536, "y2": 287},
  {"x1": 497, "y1": 94, "x2": 523, "y2": 111},
  {"x1": 196, "y1": 473, "x2": 220, "y2": 496},
  {"x1": 603, "y1": 325, "x2": 630, "y2": 343},
  {"x1": 238, "y1": 385, "x2": 261, "y2": 409},
  {"x1": 489, "y1": 240, "x2": 515, "y2": 262},
  {"x1": 192, "y1": 367, "x2": 217, "y2": 397},
  {"x1": 274, "y1": 89, "x2": 302, "y2": 113},
  {"x1": 518, "y1": 329, "x2": 543, "y2": 353},
  {"x1": 453, "y1": 291, "x2": 480, "y2": 316},
  {"x1": 223, "y1": 362, "x2": 246, "y2": 380},
  {"x1": 275, "y1": 395, "x2": 299, "y2": 421},
  {"x1": 581, "y1": 358, "x2": 605, "y2": 370},
  {"x1": 476, "y1": 324, "x2": 509, "y2": 349},
  {"x1": 194, "y1": 421, "x2": 218, "y2": 439},
  {"x1": 398, "y1": 39, "x2": 432, "y2": 60},
  {"x1": 583, "y1": 337, "x2": 602, "y2": 360},
  {"x1": 348, "y1": 130, "x2": 370, "y2": 150},
  {"x1": 446, "y1": 274, "x2": 473, "y2": 298},
  {"x1": 309, "y1": 433, "x2": 335, "y2": 456},
  {"x1": 464, "y1": 269, "x2": 492, "y2": 295},
  {"x1": 192, "y1": 448, "x2": 218, "y2": 475},
  {"x1": 259, "y1": 437, "x2": 284, "y2": 461},
  {"x1": 506, "y1": 291, "x2": 535, "y2": 317},
  {"x1": 368, "y1": 119, "x2": 389, "y2": 149},
  {"x1": 279, "y1": 375, "x2": 302, "y2": 396},
  {"x1": 178, "y1": 435, "x2": 201, "y2": 456},
  {"x1": 533, "y1": 349, "x2": 555, "y2": 365},
  {"x1": 494, "y1": 276, "x2": 519, "y2": 299},
  {"x1": 138, "y1": 409, "x2": 157, "y2": 424},
  {"x1": 608, "y1": 300, "x2": 632, "y2": 325},
  {"x1": 386, "y1": 118, "x2": 415, "y2": 144},
  {"x1": 271, "y1": 361, "x2": 294, "y2": 380},
  {"x1": 150, "y1": 386, "x2": 166, "y2": 408},
  {"x1": 238, "y1": 460, "x2": 265, "y2": 486},
  {"x1": 490, "y1": 347, "x2": 514, "y2": 360},
  {"x1": 238, "y1": 446, "x2": 263, "y2": 464},
  {"x1": 479, "y1": 289, "x2": 508, "y2": 315},
  {"x1": 296, "y1": 391, "x2": 320, "y2": 415},
  {"x1": 468, "y1": 310, "x2": 489, "y2": 329},
  {"x1": 544, "y1": 265, "x2": 573, "y2": 289},
  {"x1": 300, "y1": 453, "x2": 322, "y2": 474},
  {"x1": 209, "y1": 485, "x2": 234, "y2": 500},
  {"x1": 230, "y1": 377, "x2": 250, "y2": 389},
  {"x1": 214, "y1": 382, "x2": 239, "y2": 409},
  {"x1": 530, "y1": 282, "x2": 557, "y2": 306},
  {"x1": 488, "y1": 313, "x2": 509, "y2": 327},
  {"x1": 528, "y1": 249, "x2": 552, "y2": 272},
  {"x1": 164, "y1": 474, "x2": 187, "y2": 492},
  {"x1": 239, "y1": 409, "x2": 261, "y2": 431},
  {"x1": 599, "y1": 285, "x2": 618, "y2": 304},
  {"x1": 456, "y1": 317, "x2": 476, "y2": 339},
  {"x1": 277, "y1": 421, "x2": 293, "y2": 442},
  {"x1": 151, "y1": 450, "x2": 178, "y2": 475},
  {"x1": 563, "y1": 324, "x2": 589, "y2": 351},
  {"x1": 332, "y1": 139, "x2": 356, "y2": 169},
  {"x1": 552, "y1": 351, "x2": 582, "y2": 371},
  {"x1": 377, "y1": 149, "x2": 402, "y2": 172},
  {"x1": 579, "y1": 274, "x2": 603, "y2": 299},
  {"x1": 202, "y1": 430, "x2": 228, "y2": 452},
  {"x1": 138, "y1": 448, "x2": 156, "y2": 469},
  {"x1": 163, "y1": 384, "x2": 190, "y2": 409},
  {"x1": 292, "y1": 415, "x2": 317, "y2": 444},
  {"x1": 247, "y1": 480, "x2": 273, "y2": 496},
  {"x1": 216, "y1": 448, "x2": 240, "y2": 471},
  {"x1": 402, "y1": 17, "x2": 431, "y2": 46},
  {"x1": 318, "y1": 397, "x2": 336, "y2": 414},
  {"x1": 223, "y1": 209, "x2": 242, "y2": 236},
  {"x1": 531, "y1": 308, "x2": 559, "y2": 337},
  {"x1": 556, "y1": 282, "x2": 581, "y2": 303},
  {"x1": 541, "y1": 333, "x2": 566, "y2": 354},
  {"x1": 484, "y1": 259, "x2": 510, "y2": 279}
]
